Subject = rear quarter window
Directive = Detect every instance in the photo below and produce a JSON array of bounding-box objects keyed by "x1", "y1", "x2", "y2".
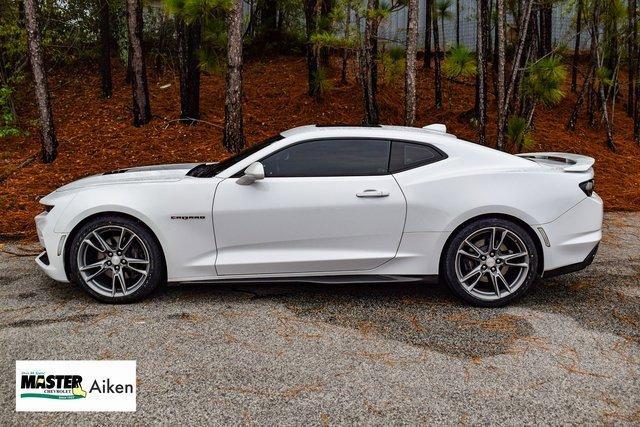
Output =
[{"x1": 389, "y1": 141, "x2": 446, "y2": 173}]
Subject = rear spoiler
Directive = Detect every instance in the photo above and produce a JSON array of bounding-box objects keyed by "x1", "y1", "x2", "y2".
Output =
[{"x1": 515, "y1": 152, "x2": 595, "y2": 172}]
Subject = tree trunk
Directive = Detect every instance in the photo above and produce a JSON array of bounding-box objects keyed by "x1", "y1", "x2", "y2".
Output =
[
  {"x1": 526, "y1": 102, "x2": 535, "y2": 129},
  {"x1": 433, "y1": 2, "x2": 442, "y2": 109},
  {"x1": 587, "y1": 83, "x2": 597, "y2": 127},
  {"x1": 320, "y1": 0, "x2": 334, "y2": 66},
  {"x1": 371, "y1": 11, "x2": 380, "y2": 99},
  {"x1": 341, "y1": 6, "x2": 351, "y2": 84},
  {"x1": 512, "y1": 10, "x2": 536, "y2": 116},
  {"x1": 529, "y1": 8, "x2": 539, "y2": 60},
  {"x1": 546, "y1": 5, "x2": 553, "y2": 54},
  {"x1": 224, "y1": 0, "x2": 245, "y2": 153},
  {"x1": 476, "y1": 0, "x2": 488, "y2": 144},
  {"x1": 154, "y1": 12, "x2": 166, "y2": 75},
  {"x1": 361, "y1": 0, "x2": 380, "y2": 124},
  {"x1": 176, "y1": 17, "x2": 201, "y2": 121},
  {"x1": 18, "y1": 1, "x2": 26, "y2": 28},
  {"x1": 247, "y1": 0, "x2": 255, "y2": 38},
  {"x1": 304, "y1": 0, "x2": 321, "y2": 99},
  {"x1": 440, "y1": 15, "x2": 446, "y2": 52},
  {"x1": 259, "y1": 0, "x2": 277, "y2": 36},
  {"x1": 277, "y1": 9, "x2": 284, "y2": 33},
  {"x1": 503, "y1": 0, "x2": 533, "y2": 118},
  {"x1": 496, "y1": 0, "x2": 506, "y2": 150},
  {"x1": 98, "y1": 0, "x2": 112, "y2": 98},
  {"x1": 493, "y1": 3, "x2": 499, "y2": 87},
  {"x1": 567, "y1": 65, "x2": 594, "y2": 130},
  {"x1": 592, "y1": 0, "x2": 616, "y2": 151},
  {"x1": 627, "y1": 0, "x2": 636, "y2": 116},
  {"x1": 635, "y1": 56, "x2": 640, "y2": 141},
  {"x1": 539, "y1": 4, "x2": 552, "y2": 55},
  {"x1": 424, "y1": 0, "x2": 432, "y2": 68},
  {"x1": 571, "y1": 0, "x2": 582, "y2": 92},
  {"x1": 125, "y1": 0, "x2": 151, "y2": 126},
  {"x1": 604, "y1": 0, "x2": 619, "y2": 99},
  {"x1": 486, "y1": 0, "x2": 493, "y2": 59},
  {"x1": 24, "y1": 0, "x2": 57, "y2": 163},
  {"x1": 598, "y1": 80, "x2": 617, "y2": 151},
  {"x1": 455, "y1": 0, "x2": 460, "y2": 46},
  {"x1": 587, "y1": 0, "x2": 598, "y2": 129},
  {"x1": 405, "y1": 0, "x2": 419, "y2": 125},
  {"x1": 605, "y1": 0, "x2": 618, "y2": 100},
  {"x1": 125, "y1": 45, "x2": 133, "y2": 84}
]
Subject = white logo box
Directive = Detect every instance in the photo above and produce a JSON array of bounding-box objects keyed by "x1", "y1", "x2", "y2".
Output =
[{"x1": 16, "y1": 360, "x2": 136, "y2": 412}]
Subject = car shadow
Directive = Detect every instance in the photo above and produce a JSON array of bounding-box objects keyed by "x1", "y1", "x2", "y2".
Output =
[
  {"x1": 160, "y1": 264, "x2": 639, "y2": 359},
  {"x1": 20, "y1": 261, "x2": 639, "y2": 361}
]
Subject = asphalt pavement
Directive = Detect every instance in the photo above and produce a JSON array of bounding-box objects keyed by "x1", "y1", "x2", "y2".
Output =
[{"x1": 1, "y1": 212, "x2": 638, "y2": 424}]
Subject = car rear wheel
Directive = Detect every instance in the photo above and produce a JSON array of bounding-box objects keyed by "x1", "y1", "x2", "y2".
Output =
[
  {"x1": 443, "y1": 218, "x2": 538, "y2": 307},
  {"x1": 68, "y1": 215, "x2": 165, "y2": 303}
]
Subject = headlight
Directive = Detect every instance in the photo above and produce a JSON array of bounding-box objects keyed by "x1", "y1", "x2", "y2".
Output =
[
  {"x1": 579, "y1": 179, "x2": 594, "y2": 197},
  {"x1": 43, "y1": 204, "x2": 54, "y2": 213}
]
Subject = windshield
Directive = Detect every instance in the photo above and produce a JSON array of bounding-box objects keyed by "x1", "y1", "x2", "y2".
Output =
[{"x1": 187, "y1": 134, "x2": 284, "y2": 178}]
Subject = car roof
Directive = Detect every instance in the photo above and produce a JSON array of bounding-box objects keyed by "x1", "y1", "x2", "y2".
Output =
[
  {"x1": 214, "y1": 123, "x2": 537, "y2": 178},
  {"x1": 280, "y1": 124, "x2": 459, "y2": 141}
]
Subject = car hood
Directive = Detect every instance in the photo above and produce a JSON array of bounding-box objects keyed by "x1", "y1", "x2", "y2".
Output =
[{"x1": 55, "y1": 163, "x2": 200, "y2": 192}]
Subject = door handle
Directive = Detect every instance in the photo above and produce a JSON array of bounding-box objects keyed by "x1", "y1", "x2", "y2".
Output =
[{"x1": 356, "y1": 189, "x2": 389, "y2": 198}]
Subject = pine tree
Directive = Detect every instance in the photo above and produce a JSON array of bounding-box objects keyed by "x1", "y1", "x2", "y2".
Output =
[
  {"x1": 362, "y1": 0, "x2": 380, "y2": 123},
  {"x1": 98, "y1": 0, "x2": 112, "y2": 98},
  {"x1": 475, "y1": 0, "x2": 488, "y2": 144},
  {"x1": 24, "y1": 0, "x2": 57, "y2": 162},
  {"x1": 223, "y1": 0, "x2": 246, "y2": 152},
  {"x1": 433, "y1": 0, "x2": 442, "y2": 108},
  {"x1": 405, "y1": 0, "x2": 419, "y2": 125},
  {"x1": 175, "y1": 16, "x2": 201, "y2": 121},
  {"x1": 571, "y1": 0, "x2": 582, "y2": 92},
  {"x1": 125, "y1": 0, "x2": 151, "y2": 126},
  {"x1": 496, "y1": 0, "x2": 506, "y2": 149},
  {"x1": 424, "y1": 0, "x2": 433, "y2": 68}
]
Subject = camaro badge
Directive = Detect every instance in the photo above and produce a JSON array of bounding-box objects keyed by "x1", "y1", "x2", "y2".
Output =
[{"x1": 170, "y1": 215, "x2": 205, "y2": 220}]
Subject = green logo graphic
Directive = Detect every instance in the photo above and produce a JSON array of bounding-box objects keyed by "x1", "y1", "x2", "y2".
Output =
[{"x1": 20, "y1": 374, "x2": 86, "y2": 399}]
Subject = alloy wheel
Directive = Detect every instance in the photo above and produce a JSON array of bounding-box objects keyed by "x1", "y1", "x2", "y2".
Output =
[
  {"x1": 77, "y1": 225, "x2": 150, "y2": 298},
  {"x1": 454, "y1": 226, "x2": 531, "y2": 301}
]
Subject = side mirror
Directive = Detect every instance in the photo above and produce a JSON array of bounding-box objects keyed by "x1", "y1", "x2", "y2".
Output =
[{"x1": 236, "y1": 161, "x2": 265, "y2": 185}]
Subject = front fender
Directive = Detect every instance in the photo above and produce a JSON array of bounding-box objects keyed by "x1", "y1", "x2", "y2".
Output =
[{"x1": 52, "y1": 179, "x2": 219, "y2": 281}]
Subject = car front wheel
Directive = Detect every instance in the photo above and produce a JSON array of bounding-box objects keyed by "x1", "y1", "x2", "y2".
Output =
[
  {"x1": 68, "y1": 215, "x2": 165, "y2": 303},
  {"x1": 443, "y1": 218, "x2": 539, "y2": 307}
]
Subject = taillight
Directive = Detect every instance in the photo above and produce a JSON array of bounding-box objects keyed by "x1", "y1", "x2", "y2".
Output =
[{"x1": 579, "y1": 179, "x2": 594, "y2": 197}]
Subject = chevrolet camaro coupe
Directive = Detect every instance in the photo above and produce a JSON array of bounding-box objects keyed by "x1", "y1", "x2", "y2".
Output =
[{"x1": 35, "y1": 124, "x2": 603, "y2": 306}]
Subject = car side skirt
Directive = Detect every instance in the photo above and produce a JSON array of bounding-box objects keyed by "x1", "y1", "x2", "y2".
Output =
[{"x1": 170, "y1": 274, "x2": 439, "y2": 286}]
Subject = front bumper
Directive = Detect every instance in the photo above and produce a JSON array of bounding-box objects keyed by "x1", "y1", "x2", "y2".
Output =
[
  {"x1": 536, "y1": 193, "x2": 603, "y2": 276},
  {"x1": 35, "y1": 211, "x2": 70, "y2": 282}
]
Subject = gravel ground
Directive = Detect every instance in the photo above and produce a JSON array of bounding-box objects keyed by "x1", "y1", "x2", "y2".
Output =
[{"x1": 1, "y1": 212, "x2": 638, "y2": 424}]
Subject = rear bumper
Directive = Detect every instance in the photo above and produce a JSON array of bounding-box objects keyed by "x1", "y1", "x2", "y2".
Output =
[
  {"x1": 543, "y1": 243, "x2": 598, "y2": 278},
  {"x1": 536, "y1": 193, "x2": 603, "y2": 275}
]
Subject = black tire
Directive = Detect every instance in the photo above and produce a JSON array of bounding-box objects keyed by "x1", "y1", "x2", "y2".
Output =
[
  {"x1": 68, "y1": 215, "x2": 165, "y2": 303},
  {"x1": 442, "y1": 218, "x2": 539, "y2": 307}
]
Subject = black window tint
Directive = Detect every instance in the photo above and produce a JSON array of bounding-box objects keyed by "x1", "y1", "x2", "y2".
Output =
[
  {"x1": 389, "y1": 141, "x2": 442, "y2": 172},
  {"x1": 262, "y1": 139, "x2": 391, "y2": 177}
]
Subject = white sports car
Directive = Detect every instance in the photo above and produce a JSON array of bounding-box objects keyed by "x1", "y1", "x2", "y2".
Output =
[{"x1": 35, "y1": 124, "x2": 603, "y2": 306}]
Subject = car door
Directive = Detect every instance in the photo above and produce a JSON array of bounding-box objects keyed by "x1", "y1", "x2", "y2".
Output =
[{"x1": 213, "y1": 138, "x2": 407, "y2": 276}]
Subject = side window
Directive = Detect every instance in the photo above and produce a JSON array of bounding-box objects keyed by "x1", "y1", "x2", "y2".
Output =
[
  {"x1": 389, "y1": 141, "x2": 444, "y2": 172},
  {"x1": 262, "y1": 139, "x2": 391, "y2": 177}
]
